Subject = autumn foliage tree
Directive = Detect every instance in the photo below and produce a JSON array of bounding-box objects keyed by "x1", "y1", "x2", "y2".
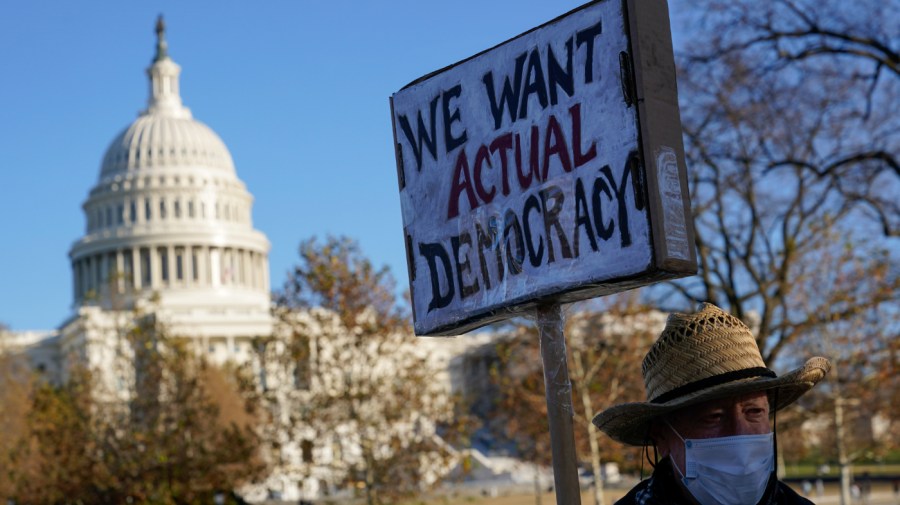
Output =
[
  {"x1": 0, "y1": 352, "x2": 36, "y2": 500},
  {"x1": 490, "y1": 295, "x2": 656, "y2": 505},
  {"x1": 268, "y1": 236, "x2": 465, "y2": 504},
  {"x1": 0, "y1": 317, "x2": 264, "y2": 504}
]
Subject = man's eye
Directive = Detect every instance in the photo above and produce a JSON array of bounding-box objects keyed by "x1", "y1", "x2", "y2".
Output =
[{"x1": 703, "y1": 412, "x2": 723, "y2": 423}]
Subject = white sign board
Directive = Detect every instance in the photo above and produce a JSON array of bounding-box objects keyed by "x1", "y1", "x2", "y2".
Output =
[{"x1": 391, "y1": 0, "x2": 695, "y2": 336}]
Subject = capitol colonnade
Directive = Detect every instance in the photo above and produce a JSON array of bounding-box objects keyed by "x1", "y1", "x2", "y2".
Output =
[{"x1": 72, "y1": 244, "x2": 270, "y2": 302}]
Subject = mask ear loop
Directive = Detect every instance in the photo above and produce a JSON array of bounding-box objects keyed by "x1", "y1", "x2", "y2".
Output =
[
  {"x1": 640, "y1": 444, "x2": 646, "y2": 481},
  {"x1": 641, "y1": 423, "x2": 659, "y2": 481},
  {"x1": 641, "y1": 422, "x2": 656, "y2": 480},
  {"x1": 641, "y1": 439, "x2": 648, "y2": 480}
]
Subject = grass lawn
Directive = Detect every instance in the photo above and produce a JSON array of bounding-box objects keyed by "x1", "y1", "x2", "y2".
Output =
[
  {"x1": 408, "y1": 481, "x2": 900, "y2": 505},
  {"x1": 782, "y1": 463, "x2": 900, "y2": 479}
]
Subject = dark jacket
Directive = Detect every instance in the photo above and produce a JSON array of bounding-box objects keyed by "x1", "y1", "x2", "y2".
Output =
[{"x1": 615, "y1": 458, "x2": 814, "y2": 505}]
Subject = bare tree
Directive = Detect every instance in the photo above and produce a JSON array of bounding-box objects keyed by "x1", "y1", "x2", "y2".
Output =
[
  {"x1": 781, "y1": 234, "x2": 900, "y2": 504},
  {"x1": 642, "y1": 5, "x2": 900, "y2": 500},
  {"x1": 681, "y1": 0, "x2": 898, "y2": 148},
  {"x1": 663, "y1": 0, "x2": 899, "y2": 363}
]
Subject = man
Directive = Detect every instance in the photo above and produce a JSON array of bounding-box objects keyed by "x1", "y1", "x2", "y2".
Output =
[{"x1": 593, "y1": 303, "x2": 831, "y2": 505}]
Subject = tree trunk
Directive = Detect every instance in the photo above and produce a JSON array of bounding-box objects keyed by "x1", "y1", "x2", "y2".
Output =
[
  {"x1": 534, "y1": 467, "x2": 543, "y2": 505},
  {"x1": 365, "y1": 459, "x2": 377, "y2": 505},
  {"x1": 776, "y1": 438, "x2": 786, "y2": 479},
  {"x1": 579, "y1": 379, "x2": 605, "y2": 505},
  {"x1": 833, "y1": 374, "x2": 852, "y2": 505}
]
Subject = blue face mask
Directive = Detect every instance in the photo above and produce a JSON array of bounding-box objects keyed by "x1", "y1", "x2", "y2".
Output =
[{"x1": 668, "y1": 423, "x2": 774, "y2": 505}]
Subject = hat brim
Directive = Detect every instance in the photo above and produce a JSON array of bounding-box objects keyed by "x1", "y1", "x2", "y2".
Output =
[{"x1": 592, "y1": 357, "x2": 831, "y2": 446}]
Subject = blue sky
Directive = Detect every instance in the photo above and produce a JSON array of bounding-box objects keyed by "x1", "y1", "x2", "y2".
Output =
[{"x1": 0, "y1": 1, "x2": 691, "y2": 330}]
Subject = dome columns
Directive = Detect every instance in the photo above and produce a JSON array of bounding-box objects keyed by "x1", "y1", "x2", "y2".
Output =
[{"x1": 71, "y1": 242, "x2": 270, "y2": 306}]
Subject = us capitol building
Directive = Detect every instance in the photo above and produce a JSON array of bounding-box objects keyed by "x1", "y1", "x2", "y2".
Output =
[
  {"x1": 5, "y1": 19, "x2": 273, "y2": 380},
  {"x1": 1, "y1": 17, "x2": 286, "y2": 499}
]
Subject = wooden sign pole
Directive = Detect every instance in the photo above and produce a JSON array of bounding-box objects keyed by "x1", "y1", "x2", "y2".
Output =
[{"x1": 537, "y1": 303, "x2": 582, "y2": 505}]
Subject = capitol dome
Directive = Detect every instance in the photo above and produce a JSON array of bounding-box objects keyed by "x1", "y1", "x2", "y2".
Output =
[
  {"x1": 68, "y1": 17, "x2": 272, "y2": 337},
  {"x1": 100, "y1": 114, "x2": 236, "y2": 178}
]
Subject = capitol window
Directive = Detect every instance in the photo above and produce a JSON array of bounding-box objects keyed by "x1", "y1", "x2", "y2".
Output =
[
  {"x1": 84, "y1": 257, "x2": 93, "y2": 291},
  {"x1": 140, "y1": 248, "x2": 151, "y2": 286},
  {"x1": 159, "y1": 199, "x2": 167, "y2": 219},
  {"x1": 191, "y1": 248, "x2": 200, "y2": 282},
  {"x1": 301, "y1": 440, "x2": 314, "y2": 463},
  {"x1": 175, "y1": 247, "x2": 185, "y2": 281},
  {"x1": 106, "y1": 252, "x2": 116, "y2": 286},
  {"x1": 160, "y1": 247, "x2": 169, "y2": 282},
  {"x1": 294, "y1": 344, "x2": 311, "y2": 390},
  {"x1": 94, "y1": 254, "x2": 102, "y2": 287},
  {"x1": 123, "y1": 251, "x2": 133, "y2": 279},
  {"x1": 174, "y1": 199, "x2": 182, "y2": 219}
]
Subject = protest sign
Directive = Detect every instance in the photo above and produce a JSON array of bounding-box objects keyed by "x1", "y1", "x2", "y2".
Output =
[{"x1": 391, "y1": 0, "x2": 695, "y2": 336}]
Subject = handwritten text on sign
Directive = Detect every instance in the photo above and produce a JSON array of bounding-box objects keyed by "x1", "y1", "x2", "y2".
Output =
[{"x1": 392, "y1": 1, "x2": 650, "y2": 335}]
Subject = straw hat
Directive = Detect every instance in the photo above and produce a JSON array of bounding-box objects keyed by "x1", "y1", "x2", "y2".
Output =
[{"x1": 592, "y1": 303, "x2": 830, "y2": 446}]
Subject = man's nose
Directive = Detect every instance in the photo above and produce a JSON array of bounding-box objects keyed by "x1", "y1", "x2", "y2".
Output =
[{"x1": 725, "y1": 411, "x2": 756, "y2": 436}]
